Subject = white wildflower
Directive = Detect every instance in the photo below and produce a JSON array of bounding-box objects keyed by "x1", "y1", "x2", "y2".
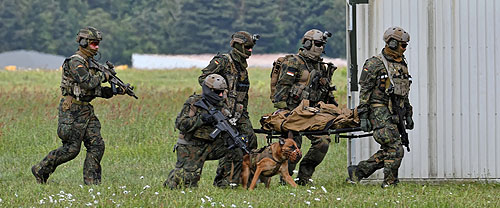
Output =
[
  {"x1": 304, "y1": 201, "x2": 311, "y2": 205},
  {"x1": 336, "y1": 197, "x2": 341, "y2": 201},
  {"x1": 88, "y1": 188, "x2": 93, "y2": 193},
  {"x1": 86, "y1": 202, "x2": 93, "y2": 206},
  {"x1": 60, "y1": 190, "x2": 65, "y2": 194},
  {"x1": 314, "y1": 198, "x2": 320, "y2": 201},
  {"x1": 119, "y1": 186, "x2": 126, "y2": 189},
  {"x1": 308, "y1": 179, "x2": 314, "y2": 182},
  {"x1": 311, "y1": 186, "x2": 316, "y2": 190},
  {"x1": 248, "y1": 205, "x2": 253, "y2": 208},
  {"x1": 154, "y1": 192, "x2": 159, "y2": 195},
  {"x1": 181, "y1": 191, "x2": 186, "y2": 194},
  {"x1": 0, "y1": 198, "x2": 2, "y2": 203},
  {"x1": 396, "y1": 200, "x2": 400, "y2": 203},
  {"x1": 143, "y1": 185, "x2": 151, "y2": 190},
  {"x1": 140, "y1": 176, "x2": 144, "y2": 179},
  {"x1": 112, "y1": 193, "x2": 116, "y2": 196},
  {"x1": 79, "y1": 185, "x2": 84, "y2": 188},
  {"x1": 189, "y1": 190, "x2": 193, "y2": 193},
  {"x1": 243, "y1": 201, "x2": 247, "y2": 204},
  {"x1": 108, "y1": 187, "x2": 111, "y2": 189},
  {"x1": 92, "y1": 195, "x2": 96, "y2": 199},
  {"x1": 97, "y1": 192, "x2": 101, "y2": 196},
  {"x1": 449, "y1": 192, "x2": 452, "y2": 195},
  {"x1": 49, "y1": 196, "x2": 53, "y2": 203},
  {"x1": 39, "y1": 199, "x2": 45, "y2": 204},
  {"x1": 201, "y1": 198, "x2": 206, "y2": 203},
  {"x1": 15, "y1": 193, "x2": 18, "y2": 198},
  {"x1": 211, "y1": 202, "x2": 216, "y2": 207},
  {"x1": 140, "y1": 191, "x2": 143, "y2": 195},
  {"x1": 321, "y1": 186, "x2": 327, "y2": 193},
  {"x1": 116, "y1": 204, "x2": 121, "y2": 207},
  {"x1": 123, "y1": 191, "x2": 129, "y2": 194},
  {"x1": 231, "y1": 204, "x2": 236, "y2": 207},
  {"x1": 94, "y1": 200, "x2": 98, "y2": 204},
  {"x1": 205, "y1": 195, "x2": 212, "y2": 202},
  {"x1": 290, "y1": 193, "x2": 296, "y2": 197},
  {"x1": 307, "y1": 190, "x2": 312, "y2": 194},
  {"x1": 375, "y1": 203, "x2": 378, "y2": 206},
  {"x1": 58, "y1": 198, "x2": 65, "y2": 202}
]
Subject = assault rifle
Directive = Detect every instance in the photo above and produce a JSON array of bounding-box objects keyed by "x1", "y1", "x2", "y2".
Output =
[
  {"x1": 89, "y1": 59, "x2": 138, "y2": 99},
  {"x1": 194, "y1": 100, "x2": 250, "y2": 154},
  {"x1": 308, "y1": 62, "x2": 338, "y2": 106},
  {"x1": 390, "y1": 92, "x2": 410, "y2": 152}
]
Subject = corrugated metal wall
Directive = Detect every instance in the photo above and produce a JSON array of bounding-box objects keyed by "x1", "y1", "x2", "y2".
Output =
[{"x1": 348, "y1": 0, "x2": 500, "y2": 179}]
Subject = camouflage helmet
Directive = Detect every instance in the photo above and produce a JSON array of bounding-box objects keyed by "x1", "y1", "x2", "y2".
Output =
[
  {"x1": 301, "y1": 29, "x2": 331, "y2": 44},
  {"x1": 76, "y1": 26, "x2": 102, "y2": 43},
  {"x1": 204, "y1": 74, "x2": 227, "y2": 91},
  {"x1": 230, "y1": 31, "x2": 258, "y2": 48},
  {"x1": 383, "y1": 26, "x2": 410, "y2": 43}
]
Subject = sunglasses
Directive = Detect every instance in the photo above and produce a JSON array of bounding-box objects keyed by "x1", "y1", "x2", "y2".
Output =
[
  {"x1": 89, "y1": 41, "x2": 100, "y2": 47},
  {"x1": 213, "y1": 89, "x2": 224, "y2": 95},
  {"x1": 314, "y1": 41, "x2": 325, "y2": 47},
  {"x1": 401, "y1": 43, "x2": 408, "y2": 48}
]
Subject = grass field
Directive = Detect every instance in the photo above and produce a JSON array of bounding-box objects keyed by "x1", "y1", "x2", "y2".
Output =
[{"x1": 0, "y1": 68, "x2": 498, "y2": 207}]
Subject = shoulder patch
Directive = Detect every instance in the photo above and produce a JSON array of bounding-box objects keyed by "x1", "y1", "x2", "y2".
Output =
[{"x1": 286, "y1": 67, "x2": 298, "y2": 76}]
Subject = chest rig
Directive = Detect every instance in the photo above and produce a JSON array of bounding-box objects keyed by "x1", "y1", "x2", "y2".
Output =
[
  {"x1": 60, "y1": 54, "x2": 100, "y2": 100},
  {"x1": 376, "y1": 54, "x2": 412, "y2": 108},
  {"x1": 222, "y1": 54, "x2": 250, "y2": 124},
  {"x1": 292, "y1": 55, "x2": 328, "y2": 103}
]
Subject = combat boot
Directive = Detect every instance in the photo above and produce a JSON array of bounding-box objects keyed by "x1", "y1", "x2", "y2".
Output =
[
  {"x1": 346, "y1": 165, "x2": 361, "y2": 184},
  {"x1": 31, "y1": 165, "x2": 47, "y2": 184}
]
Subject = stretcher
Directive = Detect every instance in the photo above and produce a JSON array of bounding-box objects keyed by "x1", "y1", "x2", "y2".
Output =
[{"x1": 253, "y1": 127, "x2": 372, "y2": 144}]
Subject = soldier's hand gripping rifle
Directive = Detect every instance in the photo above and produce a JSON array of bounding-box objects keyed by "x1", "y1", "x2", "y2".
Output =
[
  {"x1": 89, "y1": 59, "x2": 138, "y2": 99},
  {"x1": 194, "y1": 100, "x2": 250, "y2": 154},
  {"x1": 389, "y1": 91, "x2": 410, "y2": 152}
]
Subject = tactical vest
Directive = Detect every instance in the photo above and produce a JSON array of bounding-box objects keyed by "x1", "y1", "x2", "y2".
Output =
[
  {"x1": 60, "y1": 54, "x2": 102, "y2": 100},
  {"x1": 375, "y1": 54, "x2": 412, "y2": 108},
  {"x1": 286, "y1": 55, "x2": 329, "y2": 106},
  {"x1": 222, "y1": 54, "x2": 250, "y2": 119}
]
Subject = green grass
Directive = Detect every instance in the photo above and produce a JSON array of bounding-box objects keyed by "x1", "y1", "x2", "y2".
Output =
[{"x1": 0, "y1": 68, "x2": 498, "y2": 207}]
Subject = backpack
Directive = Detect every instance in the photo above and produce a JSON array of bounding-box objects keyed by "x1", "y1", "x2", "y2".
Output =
[{"x1": 270, "y1": 55, "x2": 296, "y2": 101}]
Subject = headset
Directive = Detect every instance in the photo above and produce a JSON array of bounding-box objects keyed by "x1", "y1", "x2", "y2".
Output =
[
  {"x1": 303, "y1": 40, "x2": 312, "y2": 50},
  {"x1": 388, "y1": 39, "x2": 398, "y2": 50},
  {"x1": 79, "y1": 38, "x2": 88, "y2": 48}
]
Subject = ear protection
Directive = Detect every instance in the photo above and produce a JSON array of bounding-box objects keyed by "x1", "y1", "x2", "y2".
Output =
[
  {"x1": 388, "y1": 39, "x2": 398, "y2": 50},
  {"x1": 79, "y1": 38, "x2": 88, "y2": 48},
  {"x1": 303, "y1": 40, "x2": 312, "y2": 50}
]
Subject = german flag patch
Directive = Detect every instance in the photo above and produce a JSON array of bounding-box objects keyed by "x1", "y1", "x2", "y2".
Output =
[
  {"x1": 286, "y1": 71, "x2": 295, "y2": 76},
  {"x1": 214, "y1": 60, "x2": 220, "y2": 65},
  {"x1": 363, "y1": 68, "x2": 369, "y2": 71}
]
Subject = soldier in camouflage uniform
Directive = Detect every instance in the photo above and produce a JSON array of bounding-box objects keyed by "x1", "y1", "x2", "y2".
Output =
[
  {"x1": 346, "y1": 26, "x2": 414, "y2": 188},
  {"x1": 31, "y1": 26, "x2": 124, "y2": 185},
  {"x1": 272, "y1": 29, "x2": 337, "y2": 185},
  {"x1": 198, "y1": 31, "x2": 259, "y2": 187},
  {"x1": 164, "y1": 74, "x2": 237, "y2": 189}
]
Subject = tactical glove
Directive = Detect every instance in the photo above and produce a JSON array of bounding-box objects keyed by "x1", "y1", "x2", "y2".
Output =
[
  {"x1": 101, "y1": 87, "x2": 114, "y2": 99},
  {"x1": 201, "y1": 113, "x2": 215, "y2": 125},
  {"x1": 360, "y1": 118, "x2": 372, "y2": 132},
  {"x1": 405, "y1": 116, "x2": 414, "y2": 130},
  {"x1": 273, "y1": 101, "x2": 287, "y2": 109}
]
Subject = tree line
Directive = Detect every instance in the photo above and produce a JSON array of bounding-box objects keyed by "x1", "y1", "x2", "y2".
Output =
[{"x1": 0, "y1": 0, "x2": 346, "y2": 65}]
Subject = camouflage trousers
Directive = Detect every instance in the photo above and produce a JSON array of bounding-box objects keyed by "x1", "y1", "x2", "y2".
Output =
[
  {"x1": 165, "y1": 138, "x2": 240, "y2": 189},
  {"x1": 213, "y1": 114, "x2": 255, "y2": 187},
  {"x1": 356, "y1": 106, "x2": 404, "y2": 185},
  {"x1": 287, "y1": 134, "x2": 331, "y2": 185},
  {"x1": 32, "y1": 98, "x2": 105, "y2": 185}
]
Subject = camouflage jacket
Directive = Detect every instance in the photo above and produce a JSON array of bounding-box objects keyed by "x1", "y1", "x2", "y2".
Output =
[
  {"x1": 175, "y1": 94, "x2": 228, "y2": 143},
  {"x1": 273, "y1": 50, "x2": 334, "y2": 110},
  {"x1": 358, "y1": 50, "x2": 413, "y2": 119},
  {"x1": 198, "y1": 50, "x2": 250, "y2": 118},
  {"x1": 60, "y1": 51, "x2": 106, "y2": 102}
]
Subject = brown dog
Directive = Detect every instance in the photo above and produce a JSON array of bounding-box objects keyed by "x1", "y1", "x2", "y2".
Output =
[{"x1": 241, "y1": 137, "x2": 302, "y2": 190}]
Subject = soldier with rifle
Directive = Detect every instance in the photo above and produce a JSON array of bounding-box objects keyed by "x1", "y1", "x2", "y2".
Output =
[
  {"x1": 31, "y1": 26, "x2": 136, "y2": 185},
  {"x1": 346, "y1": 26, "x2": 414, "y2": 188},
  {"x1": 164, "y1": 74, "x2": 248, "y2": 189},
  {"x1": 272, "y1": 29, "x2": 338, "y2": 185}
]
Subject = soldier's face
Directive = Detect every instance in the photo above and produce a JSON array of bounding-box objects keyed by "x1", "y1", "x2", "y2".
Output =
[
  {"x1": 89, "y1": 40, "x2": 99, "y2": 51},
  {"x1": 399, "y1": 42, "x2": 407, "y2": 53}
]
